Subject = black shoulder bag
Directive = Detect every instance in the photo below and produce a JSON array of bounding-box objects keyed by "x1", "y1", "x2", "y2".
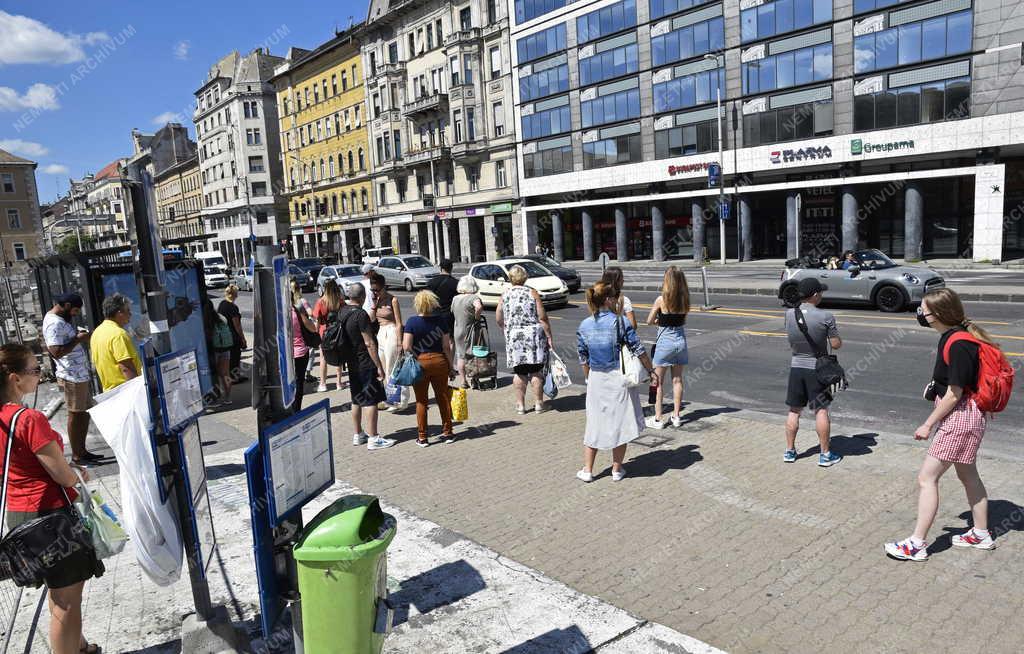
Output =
[
  {"x1": 0, "y1": 408, "x2": 104, "y2": 588},
  {"x1": 793, "y1": 307, "x2": 848, "y2": 391},
  {"x1": 295, "y1": 305, "x2": 322, "y2": 348}
]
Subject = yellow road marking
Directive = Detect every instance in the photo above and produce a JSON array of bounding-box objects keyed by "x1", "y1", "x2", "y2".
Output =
[
  {"x1": 739, "y1": 330, "x2": 787, "y2": 337},
  {"x1": 1006, "y1": 352, "x2": 1024, "y2": 357}
]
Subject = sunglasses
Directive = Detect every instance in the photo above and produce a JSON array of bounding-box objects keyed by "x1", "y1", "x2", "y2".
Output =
[{"x1": 20, "y1": 367, "x2": 42, "y2": 376}]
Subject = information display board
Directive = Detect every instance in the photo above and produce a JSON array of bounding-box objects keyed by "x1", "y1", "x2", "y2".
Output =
[
  {"x1": 189, "y1": 487, "x2": 217, "y2": 576},
  {"x1": 154, "y1": 349, "x2": 204, "y2": 433},
  {"x1": 261, "y1": 399, "x2": 334, "y2": 526},
  {"x1": 178, "y1": 421, "x2": 207, "y2": 504},
  {"x1": 272, "y1": 255, "x2": 297, "y2": 409},
  {"x1": 245, "y1": 442, "x2": 285, "y2": 639}
]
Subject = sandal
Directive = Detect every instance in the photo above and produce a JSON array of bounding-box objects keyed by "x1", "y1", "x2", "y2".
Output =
[{"x1": 81, "y1": 643, "x2": 102, "y2": 654}]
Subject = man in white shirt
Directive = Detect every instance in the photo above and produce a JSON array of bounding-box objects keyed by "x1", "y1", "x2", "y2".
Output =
[{"x1": 359, "y1": 263, "x2": 375, "y2": 314}]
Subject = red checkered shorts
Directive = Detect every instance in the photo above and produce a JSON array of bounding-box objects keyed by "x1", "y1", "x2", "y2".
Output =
[{"x1": 928, "y1": 396, "x2": 986, "y2": 464}]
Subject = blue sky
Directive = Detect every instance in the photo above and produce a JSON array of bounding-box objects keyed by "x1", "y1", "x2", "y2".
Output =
[{"x1": 0, "y1": 1, "x2": 368, "y2": 202}]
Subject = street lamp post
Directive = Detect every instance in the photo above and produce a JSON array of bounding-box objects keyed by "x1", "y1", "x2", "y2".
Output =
[{"x1": 704, "y1": 54, "x2": 726, "y2": 265}]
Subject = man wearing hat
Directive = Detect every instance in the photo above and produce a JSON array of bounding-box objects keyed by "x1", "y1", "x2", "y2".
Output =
[
  {"x1": 43, "y1": 292, "x2": 103, "y2": 464},
  {"x1": 783, "y1": 278, "x2": 843, "y2": 467}
]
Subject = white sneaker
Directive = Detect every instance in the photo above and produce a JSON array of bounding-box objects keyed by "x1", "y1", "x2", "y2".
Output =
[
  {"x1": 612, "y1": 468, "x2": 627, "y2": 482},
  {"x1": 534, "y1": 403, "x2": 549, "y2": 414},
  {"x1": 576, "y1": 469, "x2": 593, "y2": 483},
  {"x1": 951, "y1": 529, "x2": 996, "y2": 550},
  {"x1": 645, "y1": 416, "x2": 667, "y2": 430},
  {"x1": 670, "y1": 415, "x2": 683, "y2": 428},
  {"x1": 367, "y1": 436, "x2": 396, "y2": 450},
  {"x1": 352, "y1": 433, "x2": 367, "y2": 446},
  {"x1": 316, "y1": 384, "x2": 328, "y2": 393}
]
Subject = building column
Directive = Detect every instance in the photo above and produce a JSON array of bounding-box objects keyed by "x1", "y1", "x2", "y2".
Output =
[
  {"x1": 739, "y1": 195, "x2": 753, "y2": 262},
  {"x1": 691, "y1": 198, "x2": 705, "y2": 263},
  {"x1": 551, "y1": 211, "x2": 564, "y2": 261},
  {"x1": 428, "y1": 220, "x2": 439, "y2": 262},
  {"x1": 484, "y1": 214, "x2": 498, "y2": 261},
  {"x1": 615, "y1": 207, "x2": 628, "y2": 262},
  {"x1": 973, "y1": 164, "x2": 1005, "y2": 262},
  {"x1": 516, "y1": 207, "x2": 536, "y2": 256},
  {"x1": 651, "y1": 204, "x2": 665, "y2": 262},
  {"x1": 786, "y1": 192, "x2": 798, "y2": 260},
  {"x1": 338, "y1": 231, "x2": 348, "y2": 263},
  {"x1": 842, "y1": 186, "x2": 859, "y2": 253},
  {"x1": 582, "y1": 208, "x2": 595, "y2": 262},
  {"x1": 389, "y1": 225, "x2": 399, "y2": 253},
  {"x1": 442, "y1": 219, "x2": 453, "y2": 261},
  {"x1": 905, "y1": 182, "x2": 923, "y2": 261},
  {"x1": 459, "y1": 218, "x2": 472, "y2": 263}
]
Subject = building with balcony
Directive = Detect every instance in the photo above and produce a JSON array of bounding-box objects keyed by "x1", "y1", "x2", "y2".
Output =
[
  {"x1": 66, "y1": 160, "x2": 132, "y2": 248},
  {"x1": 510, "y1": 0, "x2": 1024, "y2": 263},
  {"x1": 271, "y1": 26, "x2": 376, "y2": 261},
  {"x1": 194, "y1": 49, "x2": 289, "y2": 268},
  {"x1": 362, "y1": 0, "x2": 521, "y2": 263},
  {"x1": 0, "y1": 149, "x2": 44, "y2": 273},
  {"x1": 155, "y1": 155, "x2": 204, "y2": 245}
]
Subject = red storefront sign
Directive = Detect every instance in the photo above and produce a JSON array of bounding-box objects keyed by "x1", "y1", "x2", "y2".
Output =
[{"x1": 668, "y1": 162, "x2": 711, "y2": 176}]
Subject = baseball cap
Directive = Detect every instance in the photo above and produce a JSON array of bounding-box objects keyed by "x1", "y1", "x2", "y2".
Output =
[
  {"x1": 798, "y1": 278, "x2": 828, "y2": 298},
  {"x1": 54, "y1": 292, "x2": 84, "y2": 308},
  {"x1": 360, "y1": 263, "x2": 375, "y2": 274}
]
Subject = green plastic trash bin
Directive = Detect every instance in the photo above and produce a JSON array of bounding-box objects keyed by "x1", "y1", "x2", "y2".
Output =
[{"x1": 293, "y1": 495, "x2": 397, "y2": 654}]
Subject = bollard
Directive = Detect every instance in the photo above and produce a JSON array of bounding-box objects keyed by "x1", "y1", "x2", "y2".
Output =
[{"x1": 700, "y1": 266, "x2": 718, "y2": 311}]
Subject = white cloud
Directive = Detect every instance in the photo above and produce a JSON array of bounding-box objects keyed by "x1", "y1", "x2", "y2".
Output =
[
  {"x1": 0, "y1": 139, "x2": 48, "y2": 157},
  {"x1": 0, "y1": 83, "x2": 60, "y2": 111},
  {"x1": 41, "y1": 164, "x2": 68, "y2": 175},
  {"x1": 152, "y1": 111, "x2": 183, "y2": 125},
  {"x1": 173, "y1": 40, "x2": 190, "y2": 61},
  {"x1": 0, "y1": 11, "x2": 110, "y2": 65}
]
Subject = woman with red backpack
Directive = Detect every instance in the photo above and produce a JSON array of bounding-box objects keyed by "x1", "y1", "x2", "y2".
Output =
[{"x1": 886, "y1": 288, "x2": 1014, "y2": 561}]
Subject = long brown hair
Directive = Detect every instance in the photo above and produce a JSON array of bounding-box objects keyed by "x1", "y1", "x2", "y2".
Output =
[
  {"x1": 600, "y1": 266, "x2": 624, "y2": 297},
  {"x1": 924, "y1": 288, "x2": 997, "y2": 347},
  {"x1": 0, "y1": 343, "x2": 32, "y2": 398},
  {"x1": 320, "y1": 279, "x2": 343, "y2": 311},
  {"x1": 586, "y1": 281, "x2": 617, "y2": 315},
  {"x1": 661, "y1": 265, "x2": 690, "y2": 314}
]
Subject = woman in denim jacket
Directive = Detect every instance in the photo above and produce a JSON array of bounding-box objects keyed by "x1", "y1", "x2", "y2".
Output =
[{"x1": 575, "y1": 282, "x2": 656, "y2": 483}]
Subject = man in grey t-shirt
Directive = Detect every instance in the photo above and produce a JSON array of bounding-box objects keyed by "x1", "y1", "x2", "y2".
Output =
[{"x1": 783, "y1": 278, "x2": 843, "y2": 467}]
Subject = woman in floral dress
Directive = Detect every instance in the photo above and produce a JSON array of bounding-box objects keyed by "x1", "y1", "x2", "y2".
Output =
[{"x1": 495, "y1": 265, "x2": 553, "y2": 414}]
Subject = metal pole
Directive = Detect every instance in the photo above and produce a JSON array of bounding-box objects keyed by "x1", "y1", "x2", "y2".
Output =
[
  {"x1": 795, "y1": 193, "x2": 802, "y2": 259},
  {"x1": 700, "y1": 265, "x2": 717, "y2": 311},
  {"x1": 716, "y1": 86, "x2": 726, "y2": 266}
]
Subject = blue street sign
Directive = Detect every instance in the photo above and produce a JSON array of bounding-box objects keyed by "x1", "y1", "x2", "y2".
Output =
[
  {"x1": 719, "y1": 202, "x2": 731, "y2": 220},
  {"x1": 708, "y1": 162, "x2": 722, "y2": 188}
]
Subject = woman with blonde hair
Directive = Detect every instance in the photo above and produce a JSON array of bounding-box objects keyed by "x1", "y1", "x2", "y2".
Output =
[
  {"x1": 402, "y1": 290, "x2": 456, "y2": 446},
  {"x1": 496, "y1": 264, "x2": 553, "y2": 414},
  {"x1": 575, "y1": 282, "x2": 656, "y2": 482},
  {"x1": 886, "y1": 288, "x2": 1004, "y2": 561},
  {"x1": 313, "y1": 280, "x2": 345, "y2": 392},
  {"x1": 645, "y1": 266, "x2": 691, "y2": 429}
]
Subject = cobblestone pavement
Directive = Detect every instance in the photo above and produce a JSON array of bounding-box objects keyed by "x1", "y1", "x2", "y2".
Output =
[{"x1": 222, "y1": 381, "x2": 1024, "y2": 654}]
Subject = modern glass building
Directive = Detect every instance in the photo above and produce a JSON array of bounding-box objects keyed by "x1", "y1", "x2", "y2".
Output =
[{"x1": 508, "y1": 0, "x2": 1024, "y2": 262}]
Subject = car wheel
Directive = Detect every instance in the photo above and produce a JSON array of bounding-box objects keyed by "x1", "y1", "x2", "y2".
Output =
[
  {"x1": 875, "y1": 284, "x2": 907, "y2": 312},
  {"x1": 404, "y1": 278, "x2": 414, "y2": 292},
  {"x1": 780, "y1": 283, "x2": 801, "y2": 307}
]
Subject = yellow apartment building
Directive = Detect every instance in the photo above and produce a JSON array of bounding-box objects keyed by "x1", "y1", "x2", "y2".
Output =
[{"x1": 272, "y1": 26, "x2": 375, "y2": 261}]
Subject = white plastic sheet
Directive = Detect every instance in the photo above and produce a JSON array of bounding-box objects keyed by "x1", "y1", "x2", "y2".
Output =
[{"x1": 88, "y1": 377, "x2": 183, "y2": 586}]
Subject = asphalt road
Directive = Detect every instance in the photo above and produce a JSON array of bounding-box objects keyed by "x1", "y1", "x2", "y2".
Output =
[{"x1": 220, "y1": 285, "x2": 1024, "y2": 461}]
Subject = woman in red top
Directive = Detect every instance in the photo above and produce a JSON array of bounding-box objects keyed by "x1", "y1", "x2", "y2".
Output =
[
  {"x1": 0, "y1": 343, "x2": 99, "y2": 654},
  {"x1": 313, "y1": 280, "x2": 345, "y2": 392}
]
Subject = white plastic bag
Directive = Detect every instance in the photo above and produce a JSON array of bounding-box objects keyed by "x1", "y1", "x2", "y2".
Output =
[
  {"x1": 73, "y1": 468, "x2": 129, "y2": 559},
  {"x1": 548, "y1": 351, "x2": 572, "y2": 389},
  {"x1": 88, "y1": 377, "x2": 183, "y2": 586}
]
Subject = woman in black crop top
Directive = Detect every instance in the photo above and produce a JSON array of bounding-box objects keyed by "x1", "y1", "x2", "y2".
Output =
[{"x1": 644, "y1": 266, "x2": 691, "y2": 429}]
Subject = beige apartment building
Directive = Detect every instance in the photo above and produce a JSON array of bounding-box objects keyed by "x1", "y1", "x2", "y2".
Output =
[
  {"x1": 0, "y1": 149, "x2": 44, "y2": 272},
  {"x1": 155, "y1": 155, "x2": 204, "y2": 244}
]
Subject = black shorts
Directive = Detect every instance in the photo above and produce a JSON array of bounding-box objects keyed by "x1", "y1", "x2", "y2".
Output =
[
  {"x1": 348, "y1": 364, "x2": 385, "y2": 407},
  {"x1": 513, "y1": 363, "x2": 544, "y2": 375},
  {"x1": 786, "y1": 367, "x2": 832, "y2": 411}
]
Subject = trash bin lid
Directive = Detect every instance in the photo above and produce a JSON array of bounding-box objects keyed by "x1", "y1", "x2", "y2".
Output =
[{"x1": 293, "y1": 494, "x2": 397, "y2": 562}]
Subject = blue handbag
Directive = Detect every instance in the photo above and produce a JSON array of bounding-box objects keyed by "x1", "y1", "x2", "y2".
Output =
[
  {"x1": 542, "y1": 353, "x2": 558, "y2": 400},
  {"x1": 385, "y1": 376, "x2": 403, "y2": 404},
  {"x1": 392, "y1": 352, "x2": 423, "y2": 386}
]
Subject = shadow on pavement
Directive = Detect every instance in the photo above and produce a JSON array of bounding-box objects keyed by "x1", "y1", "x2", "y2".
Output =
[
  {"x1": 390, "y1": 559, "x2": 486, "y2": 627},
  {"x1": 499, "y1": 624, "x2": 591, "y2": 653},
  {"x1": 619, "y1": 444, "x2": 703, "y2": 479},
  {"x1": 120, "y1": 639, "x2": 181, "y2": 654},
  {"x1": 207, "y1": 463, "x2": 247, "y2": 481},
  {"x1": 795, "y1": 432, "x2": 878, "y2": 460},
  {"x1": 932, "y1": 499, "x2": 1024, "y2": 554},
  {"x1": 676, "y1": 406, "x2": 741, "y2": 425}
]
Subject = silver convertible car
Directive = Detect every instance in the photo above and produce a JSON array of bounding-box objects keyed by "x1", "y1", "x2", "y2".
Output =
[{"x1": 778, "y1": 249, "x2": 945, "y2": 312}]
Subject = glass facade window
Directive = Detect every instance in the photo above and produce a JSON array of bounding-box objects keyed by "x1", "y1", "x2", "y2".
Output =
[
  {"x1": 854, "y1": 11, "x2": 972, "y2": 74},
  {"x1": 579, "y1": 41, "x2": 639, "y2": 86},
  {"x1": 742, "y1": 44, "x2": 832, "y2": 94},
  {"x1": 854, "y1": 0, "x2": 905, "y2": 14},
  {"x1": 654, "y1": 68, "x2": 724, "y2": 113},
  {"x1": 853, "y1": 76, "x2": 970, "y2": 130},
  {"x1": 582, "y1": 88, "x2": 641, "y2": 128},
  {"x1": 519, "y1": 61, "x2": 570, "y2": 101},
  {"x1": 515, "y1": 0, "x2": 568, "y2": 24},
  {"x1": 651, "y1": 0, "x2": 715, "y2": 21},
  {"x1": 524, "y1": 144, "x2": 574, "y2": 177},
  {"x1": 654, "y1": 119, "x2": 719, "y2": 158},
  {"x1": 583, "y1": 130, "x2": 643, "y2": 169},
  {"x1": 651, "y1": 16, "x2": 724, "y2": 67},
  {"x1": 740, "y1": 0, "x2": 831, "y2": 43},
  {"x1": 578, "y1": 0, "x2": 637, "y2": 44},
  {"x1": 522, "y1": 102, "x2": 572, "y2": 140},
  {"x1": 742, "y1": 100, "x2": 833, "y2": 146},
  {"x1": 517, "y1": 24, "x2": 567, "y2": 63}
]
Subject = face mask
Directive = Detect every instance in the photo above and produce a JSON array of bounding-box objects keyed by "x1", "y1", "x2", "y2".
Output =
[{"x1": 916, "y1": 312, "x2": 932, "y2": 328}]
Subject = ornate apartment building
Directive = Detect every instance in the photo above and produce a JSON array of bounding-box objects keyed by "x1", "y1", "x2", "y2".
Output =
[{"x1": 0, "y1": 149, "x2": 44, "y2": 272}]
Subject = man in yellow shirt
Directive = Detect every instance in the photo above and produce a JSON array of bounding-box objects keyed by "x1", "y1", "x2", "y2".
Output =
[{"x1": 90, "y1": 293, "x2": 143, "y2": 391}]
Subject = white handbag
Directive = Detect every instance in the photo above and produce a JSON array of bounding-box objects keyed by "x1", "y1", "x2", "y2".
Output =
[
  {"x1": 617, "y1": 317, "x2": 649, "y2": 388},
  {"x1": 548, "y1": 350, "x2": 572, "y2": 389}
]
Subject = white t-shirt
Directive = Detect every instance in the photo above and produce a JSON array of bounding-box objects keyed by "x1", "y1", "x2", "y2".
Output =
[
  {"x1": 620, "y1": 295, "x2": 633, "y2": 315},
  {"x1": 42, "y1": 312, "x2": 90, "y2": 382},
  {"x1": 360, "y1": 279, "x2": 374, "y2": 313}
]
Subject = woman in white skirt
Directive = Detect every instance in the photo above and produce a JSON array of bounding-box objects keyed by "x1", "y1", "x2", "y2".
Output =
[{"x1": 576, "y1": 281, "x2": 657, "y2": 482}]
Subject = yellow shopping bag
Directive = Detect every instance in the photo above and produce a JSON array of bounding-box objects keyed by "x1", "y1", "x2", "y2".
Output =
[{"x1": 450, "y1": 387, "x2": 469, "y2": 422}]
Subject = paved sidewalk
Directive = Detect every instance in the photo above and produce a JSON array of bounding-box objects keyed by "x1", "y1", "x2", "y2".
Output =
[{"x1": 218, "y1": 380, "x2": 1024, "y2": 653}]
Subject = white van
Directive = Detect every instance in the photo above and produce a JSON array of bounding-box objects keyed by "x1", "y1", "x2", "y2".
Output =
[
  {"x1": 362, "y1": 246, "x2": 396, "y2": 265},
  {"x1": 195, "y1": 251, "x2": 230, "y2": 288}
]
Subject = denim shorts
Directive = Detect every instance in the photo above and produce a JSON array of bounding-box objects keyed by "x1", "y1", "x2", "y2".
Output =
[{"x1": 653, "y1": 327, "x2": 688, "y2": 366}]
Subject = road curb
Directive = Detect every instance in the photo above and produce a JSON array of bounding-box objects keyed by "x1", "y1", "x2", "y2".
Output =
[{"x1": 618, "y1": 284, "x2": 1024, "y2": 303}]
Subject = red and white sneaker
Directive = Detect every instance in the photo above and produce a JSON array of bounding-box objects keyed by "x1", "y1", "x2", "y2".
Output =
[
  {"x1": 952, "y1": 529, "x2": 996, "y2": 550},
  {"x1": 885, "y1": 538, "x2": 929, "y2": 561}
]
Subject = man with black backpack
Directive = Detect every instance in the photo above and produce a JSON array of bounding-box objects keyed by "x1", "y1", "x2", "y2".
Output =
[
  {"x1": 329, "y1": 284, "x2": 395, "y2": 450},
  {"x1": 783, "y1": 278, "x2": 843, "y2": 467}
]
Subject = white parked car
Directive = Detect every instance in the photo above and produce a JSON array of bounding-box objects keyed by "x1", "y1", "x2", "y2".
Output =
[
  {"x1": 375, "y1": 254, "x2": 440, "y2": 291},
  {"x1": 317, "y1": 264, "x2": 364, "y2": 296},
  {"x1": 469, "y1": 259, "x2": 569, "y2": 308},
  {"x1": 195, "y1": 251, "x2": 230, "y2": 288},
  {"x1": 230, "y1": 267, "x2": 254, "y2": 291},
  {"x1": 362, "y1": 247, "x2": 395, "y2": 265}
]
